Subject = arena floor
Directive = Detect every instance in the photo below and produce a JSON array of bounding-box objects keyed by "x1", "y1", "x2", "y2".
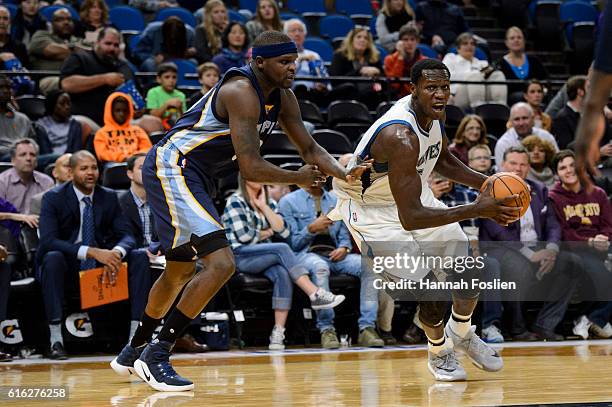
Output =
[{"x1": 1, "y1": 340, "x2": 611, "y2": 406}]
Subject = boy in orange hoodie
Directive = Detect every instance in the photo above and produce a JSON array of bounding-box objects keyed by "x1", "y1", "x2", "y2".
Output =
[{"x1": 94, "y1": 92, "x2": 152, "y2": 163}]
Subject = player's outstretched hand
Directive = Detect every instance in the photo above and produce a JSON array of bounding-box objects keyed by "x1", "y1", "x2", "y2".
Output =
[
  {"x1": 297, "y1": 164, "x2": 327, "y2": 188},
  {"x1": 475, "y1": 181, "x2": 521, "y2": 226},
  {"x1": 345, "y1": 155, "x2": 374, "y2": 183}
]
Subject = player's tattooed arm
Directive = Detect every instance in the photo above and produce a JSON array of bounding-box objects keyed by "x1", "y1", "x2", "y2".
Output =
[{"x1": 434, "y1": 135, "x2": 487, "y2": 190}]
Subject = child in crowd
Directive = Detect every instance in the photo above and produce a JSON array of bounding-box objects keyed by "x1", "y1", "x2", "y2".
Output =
[
  {"x1": 94, "y1": 92, "x2": 152, "y2": 162},
  {"x1": 146, "y1": 62, "x2": 187, "y2": 130},
  {"x1": 187, "y1": 62, "x2": 220, "y2": 108}
]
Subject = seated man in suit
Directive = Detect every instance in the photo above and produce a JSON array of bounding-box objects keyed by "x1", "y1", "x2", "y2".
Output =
[
  {"x1": 480, "y1": 146, "x2": 581, "y2": 341},
  {"x1": 119, "y1": 153, "x2": 207, "y2": 353},
  {"x1": 37, "y1": 150, "x2": 142, "y2": 359}
]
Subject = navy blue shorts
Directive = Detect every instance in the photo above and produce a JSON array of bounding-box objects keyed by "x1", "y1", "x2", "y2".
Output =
[
  {"x1": 143, "y1": 142, "x2": 229, "y2": 259},
  {"x1": 595, "y1": 1, "x2": 612, "y2": 73}
]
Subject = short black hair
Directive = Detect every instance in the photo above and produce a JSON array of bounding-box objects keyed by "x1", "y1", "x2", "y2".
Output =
[
  {"x1": 44, "y1": 89, "x2": 69, "y2": 115},
  {"x1": 502, "y1": 145, "x2": 529, "y2": 162},
  {"x1": 410, "y1": 59, "x2": 450, "y2": 85},
  {"x1": 551, "y1": 149, "x2": 575, "y2": 174},
  {"x1": 127, "y1": 153, "x2": 147, "y2": 171},
  {"x1": 157, "y1": 62, "x2": 178, "y2": 76},
  {"x1": 69, "y1": 150, "x2": 96, "y2": 169},
  {"x1": 112, "y1": 95, "x2": 129, "y2": 107},
  {"x1": 252, "y1": 30, "x2": 293, "y2": 48}
]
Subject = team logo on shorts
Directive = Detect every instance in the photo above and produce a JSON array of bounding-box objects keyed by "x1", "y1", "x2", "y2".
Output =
[{"x1": 0, "y1": 319, "x2": 23, "y2": 345}]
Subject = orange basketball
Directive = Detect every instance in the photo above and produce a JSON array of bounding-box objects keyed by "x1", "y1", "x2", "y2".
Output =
[{"x1": 480, "y1": 172, "x2": 531, "y2": 218}]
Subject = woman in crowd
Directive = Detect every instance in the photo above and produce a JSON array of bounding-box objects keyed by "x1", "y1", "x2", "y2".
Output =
[
  {"x1": 76, "y1": 0, "x2": 109, "y2": 45},
  {"x1": 329, "y1": 27, "x2": 384, "y2": 109},
  {"x1": 442, "y1": 32, "x2": 507, "y2": 110},
  {"x1": 36, "y1": 90, "x2": 83, "y2": 154},
  {"x1": 522, "y1": 80, "x2": 551, "y2": 131},
  {"x1": 195, "y1": 0, "x2": 228, "y2": 63},
  {"x1": 449, "y1": 114, "x2": 488, "y2": 166},
  {"x1": 212, "y1": 22, "x2": 249, "y2": 74},
  {"x1": 376, "y1": 0, "x2": 415, "y2": 53},
  {"x1": 494, "y1": 26, "x2": 548, "y2": 98},
  {"x1": 223, "y1": 177, "x2": 345, "y2": 350},
  {"x1": 246, "y1": 0, "x2": 282, "y2": 43},
  {"x1": 521, "y1": 135, "x2": 556, "y2": 187}
]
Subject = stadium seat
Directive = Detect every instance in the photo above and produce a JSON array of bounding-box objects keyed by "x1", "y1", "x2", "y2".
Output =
[
  {"x1": 559, "y1": 1, "x2": 598, "y2": 24},
  {"x1": 102, "y1": 162, "x2": 130, "y2": 190},
  {"x1": 376, "y1": 101, "x2": 395, "y2": 119},
  {"x1": 304, "y1": 37, "x2": 334, "y2": 63},
  {"x1": 311, "y1": 129, "x2": 353, "y2": 156},
  {"x1": 475, "y1": 103, "x2": 510, "y2": 138},
  {"x1": 298, "y1": 100, "x2": 325, "y2": 126},
  {"x1": 334, "y1": 123, "x2": 370, "y2": 145},
  {"x1": 16, "y1": 95, "x2": 46, "y2": 121},
  {"x1": 172, "y1": 59, "x2": 199, "y2": 87},
  {"x1": 327, "y1": 100, "x2": 372, "y2": 126},
  {"x1": 4, "y1": 4, "x2": 17, "y2": 18},
  {"x1": 104, "y1": 0, "x2": 125, "y2": 8},
  {"x1": 155, "y1": 7, "x2": 197, "y2": 28},
  {"x1": 376, "y1": 44, "x2": 388, "y2": 61},
  {"x1": 40, "y1": 5, "x2": 79, "y2": 21},
  {"x1": 417, "y1": 44, "x2": 439, "y2": 59},
  {"x1": 177, "y1": 0, "x2": 203, "y2": 12},
  {"x1": 335, "y1": 0, "x2": 373, "y2": 17},
  {"x1": 109, "y1": 6, "x2": 145, "y2": 33},
  {"x1": 287, "y1": 0, "x2": 326, "y2": 13},
  {"x1": 261, "y1": 131, "x2": 300, "y2": 166},
  {"x1": 444, "y1": 104, "x2": 465, "y2": 141},
  {"x1": 319, "y1": 15, "x2": 354, "y2": 41},
  {"x1": 279, "y1": 12, "x2": 303, "y2": 22},
  {"x1": 228, "y1": 9, "x2": 247, "y2": 23},
  {"x1": 566, "y1": 21, "x2": 595, "y2": 73},
  {"x1": 369, "y1": 16, "x2": 377, "y2": 38},
  {"x1": 533, "y1": 0, "x2": 562, "y2": 49},
  {"x1": 238, "y1": 0, "x2": 258, "y2": 13},
  {"x1": 486, "y1": 134, "x2": 498, "y2": 155}
]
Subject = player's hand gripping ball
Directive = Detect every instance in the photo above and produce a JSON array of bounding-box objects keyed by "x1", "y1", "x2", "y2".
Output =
[{"x1": 480, "y1": 172, "x2": 531, "y2": 218}]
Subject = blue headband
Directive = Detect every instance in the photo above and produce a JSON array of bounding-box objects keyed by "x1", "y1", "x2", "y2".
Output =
[{"x1": 251, "y1": 42, "x2": 298, "y2": 59}]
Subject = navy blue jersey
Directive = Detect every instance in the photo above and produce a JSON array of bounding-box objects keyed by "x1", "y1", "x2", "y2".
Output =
[
  {"x1": 157, "y1": 64, "x2": 282, "y2": 178},
  {"x1": 594, "y1": 1, "x2": 612, "y2": 73}
]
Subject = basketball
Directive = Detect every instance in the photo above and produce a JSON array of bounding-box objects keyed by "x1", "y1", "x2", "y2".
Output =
[{"x1": 480, "y1": 172, "x2": 531, "y2": 218}]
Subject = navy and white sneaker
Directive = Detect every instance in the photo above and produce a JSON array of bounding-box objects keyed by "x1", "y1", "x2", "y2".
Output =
[
  {"x1": 133, "y1": 340, "x2": 194, "y2": 392},
  {"x1": 110, "y1": 343, "x2": 146, "y2": 380}
]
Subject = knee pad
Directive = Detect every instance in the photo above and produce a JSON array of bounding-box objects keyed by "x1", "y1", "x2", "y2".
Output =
[
  {"x1": 419, "y1": 300, "x2": 448, "y2": 328},
  {"x1": 165, "y1": 231, "x2": 229, "y2": 262}
]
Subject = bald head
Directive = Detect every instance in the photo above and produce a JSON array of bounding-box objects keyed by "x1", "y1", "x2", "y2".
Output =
[
  {"x1": 69, "y1": 150, "x2": 96, "y2": 169},
  {"x1": 510, "y1": 102, "x2": 535, "y2": 138},
  {"x1": 51, "y1": 8, "x2": 74, "y2": 38},
  {"x1": 52, "y1": 153, "x2": 72, "y2": 183},
  {"x1": 0, "y1": 6, "x2": 10, "y2": 35}
]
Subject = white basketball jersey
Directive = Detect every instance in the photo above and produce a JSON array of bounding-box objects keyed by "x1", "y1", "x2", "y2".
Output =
[{"x1": 333, "y1": 95, "x2": 445, "y2": 206}]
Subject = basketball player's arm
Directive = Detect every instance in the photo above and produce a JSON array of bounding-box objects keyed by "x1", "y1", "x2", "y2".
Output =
[
  {"x1": 223, "y1": 81, "x2": 314, "y2": 185},
  {"x1": 434, "y1": 135, "x2": 487, "y2": 190}
]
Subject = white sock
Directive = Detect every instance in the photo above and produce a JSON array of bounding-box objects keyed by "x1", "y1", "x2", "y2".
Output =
[
  {"x1": 129, "y1": 320, "x2": 139, "y2": 342},
  {"x1": 427, "y1": 335, "x2": 449, "y2": 355},
  {"x1": 49, "y1": 324, "x2": 63, "y2": 346},
  {"x1": 273, "y1": 325, "x2": 285, "y2": 334},
  {"x1": 309, "y1": 288, "x2": 323, "y2": 301},
  {"x1": 449, "y1": 307, "x2": 472, "y2": 338}
]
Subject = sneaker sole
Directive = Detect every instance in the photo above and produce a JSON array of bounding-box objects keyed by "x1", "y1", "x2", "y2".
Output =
[
  {"x1": 110, "y1": 357, "x2": 137, "y2": 380},
  {"x1": 311, "y1": 295, "x2": 345, "y2": 310},
  {"x1": 446, "y1": 326, "x2": 503, "y2": 372},
  {"x1": 427, "y1": 362, "x2": 467, "y2": 382},
  {"x1": 268, "y1": 345, "x2": 285, "y2": 350},
  {"x1": 133, "y1": 359, "x2": 194, "y2": 392}
]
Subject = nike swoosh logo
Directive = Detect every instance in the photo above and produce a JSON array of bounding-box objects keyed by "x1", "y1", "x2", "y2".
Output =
[{"x1": 142, "y1": 366, "x2": 151, "y2": 382}]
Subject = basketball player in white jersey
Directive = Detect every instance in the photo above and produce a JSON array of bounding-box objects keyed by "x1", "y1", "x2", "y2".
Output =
[{"x1": 330, "y1": 59, "x2": 521, "y2": 381}]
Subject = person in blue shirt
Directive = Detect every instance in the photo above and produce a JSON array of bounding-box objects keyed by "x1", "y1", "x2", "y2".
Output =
[{"x1": 279, "y1": 185, "x2": 384, "y2": 348}]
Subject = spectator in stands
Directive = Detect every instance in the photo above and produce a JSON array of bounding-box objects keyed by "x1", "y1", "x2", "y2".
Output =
[
  {"x1": 480, "y1": 146, "x2": 581, "y2": 341},
  {"x1": 75, "y1": 0, "x2": 110, "y2": 46},
  {"x1": 268, "y1": 184, "x2": 290, "y2": 202},
  {"x1": 549, "y1": 150, "x2": 612, "y2": 339},
  {"x1": 449, "y1": 114, "x2": 488, "y2": 166},
  {"x1": 146, "y1": 63, "x2": 186, "y2": 130},
  {"x1": 128, "y1": 0, "x2": 178, "y2": 16},
  {"x1": 494, "y1": 26, "x2": 548, "y2": 98},
  {"x1": 223, "y1": 177, "x2": 345, "y2": 350},
  {"x1": 11, "y1": 0, "x2": 47, "y2": 47},
  {"x1": 94, "y1": 92, "x2": 152, "y2": 163},
  {"x1": 520, "y1": 80, "x2": 551, "y2": 132},
  {"x1": 467, "y1": 144, "x2": 494, "y2": 175},
  {"x1": 0, "y1": 6, "x2": 30, "y2": 69},
  {"x1": 134, "y1": 16, "x2": 196, "y2": 73},
  {"x1": 0, "y1": 138, "x2": 53, "y2": 214},
  {"x1": 279, "y1": 185, "x2": 384, "y2": 348},
  {"x1": 0, "y1": 76, "x2": 37, "y2": 160},
  {"x1": 284, "y1": 18, "x2": 332, "y2": 107},
  {"x1": 187, "y1": 62, "x2": 220, "y2": 108},
  {"x1": 495, "y1": 102, "x2": 558, "y2": 168},
  {"x1": 376, "y1": 0, "x2": 415, "y2": 53},
  {"x1": 195, "y1": 0, "x2": 228, "y2": 63},
  {"x1": 522, "y1": 135, "x2": 556, "y2": 187},
  {"x1": 383, "y1": 23, "x2": 426, "y2": 99},
  {"x1": 246, "y1": 0, "x2": 282, "y2": 43},
  {"x1": 36, "y1": 90, "x2": 83, "y2": 155},
  {"x1": 36, "y1": 150, "x2": 142, "y2": 359},
  {"x1": 415, "y1": 0, "x2": 470, "y2": 54},
  {"x1": 30, "y1": 152, "x2": 72, "y2": 216},
  {"x1": 443, "y1": 32, "x2": 507, "y2": 110},
  {"x1": 330, "y1": 27, "x2": 384, "y2": 109},
  {"x1": 28, "y1": 8, "x2": 83, "y2": 93},
  {"x1": 212, "y1": 22, "x2": 249, "y2": 74}
]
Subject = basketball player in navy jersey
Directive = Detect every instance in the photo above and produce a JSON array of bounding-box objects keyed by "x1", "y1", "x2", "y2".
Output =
[
  {"x1": 575, "y1": 1, "x2": 612, "y2": 188},
  {"x1": 109, "y1": 31, "x2": 370, "y2": 392},
  {"x1": 331, "y1": 59, "x2": 521, "y2": 381}
]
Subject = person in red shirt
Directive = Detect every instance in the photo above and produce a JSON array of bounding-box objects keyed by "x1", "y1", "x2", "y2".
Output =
[{"x1": 383, "y1": 23, "x2": 427, "y2": 99}]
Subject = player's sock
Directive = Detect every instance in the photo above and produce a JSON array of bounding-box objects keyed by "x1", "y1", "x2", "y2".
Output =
[
  {"x1": 156, "y1": 308, "x2": 192, "y2": 344},
  {"x1": 449, "y1": 307, "x2": 472, "y2": 338},
  {"x1": 130, "y1": 312, "x2": 161, "y2": 348},
  {"x1": 128, "y1": 320, "x2": 140, "y2": 342},
  {"x1": 427, "y1": 335, "x2": 449, "y2": 355},
  {"x1": 49, "y1": 323, "x2": 63, "y2": 346}
]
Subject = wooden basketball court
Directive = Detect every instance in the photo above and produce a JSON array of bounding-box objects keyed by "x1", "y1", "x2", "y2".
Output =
[{"x1": 1, "y1": 340, "x2": 611, "y2": 406}]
